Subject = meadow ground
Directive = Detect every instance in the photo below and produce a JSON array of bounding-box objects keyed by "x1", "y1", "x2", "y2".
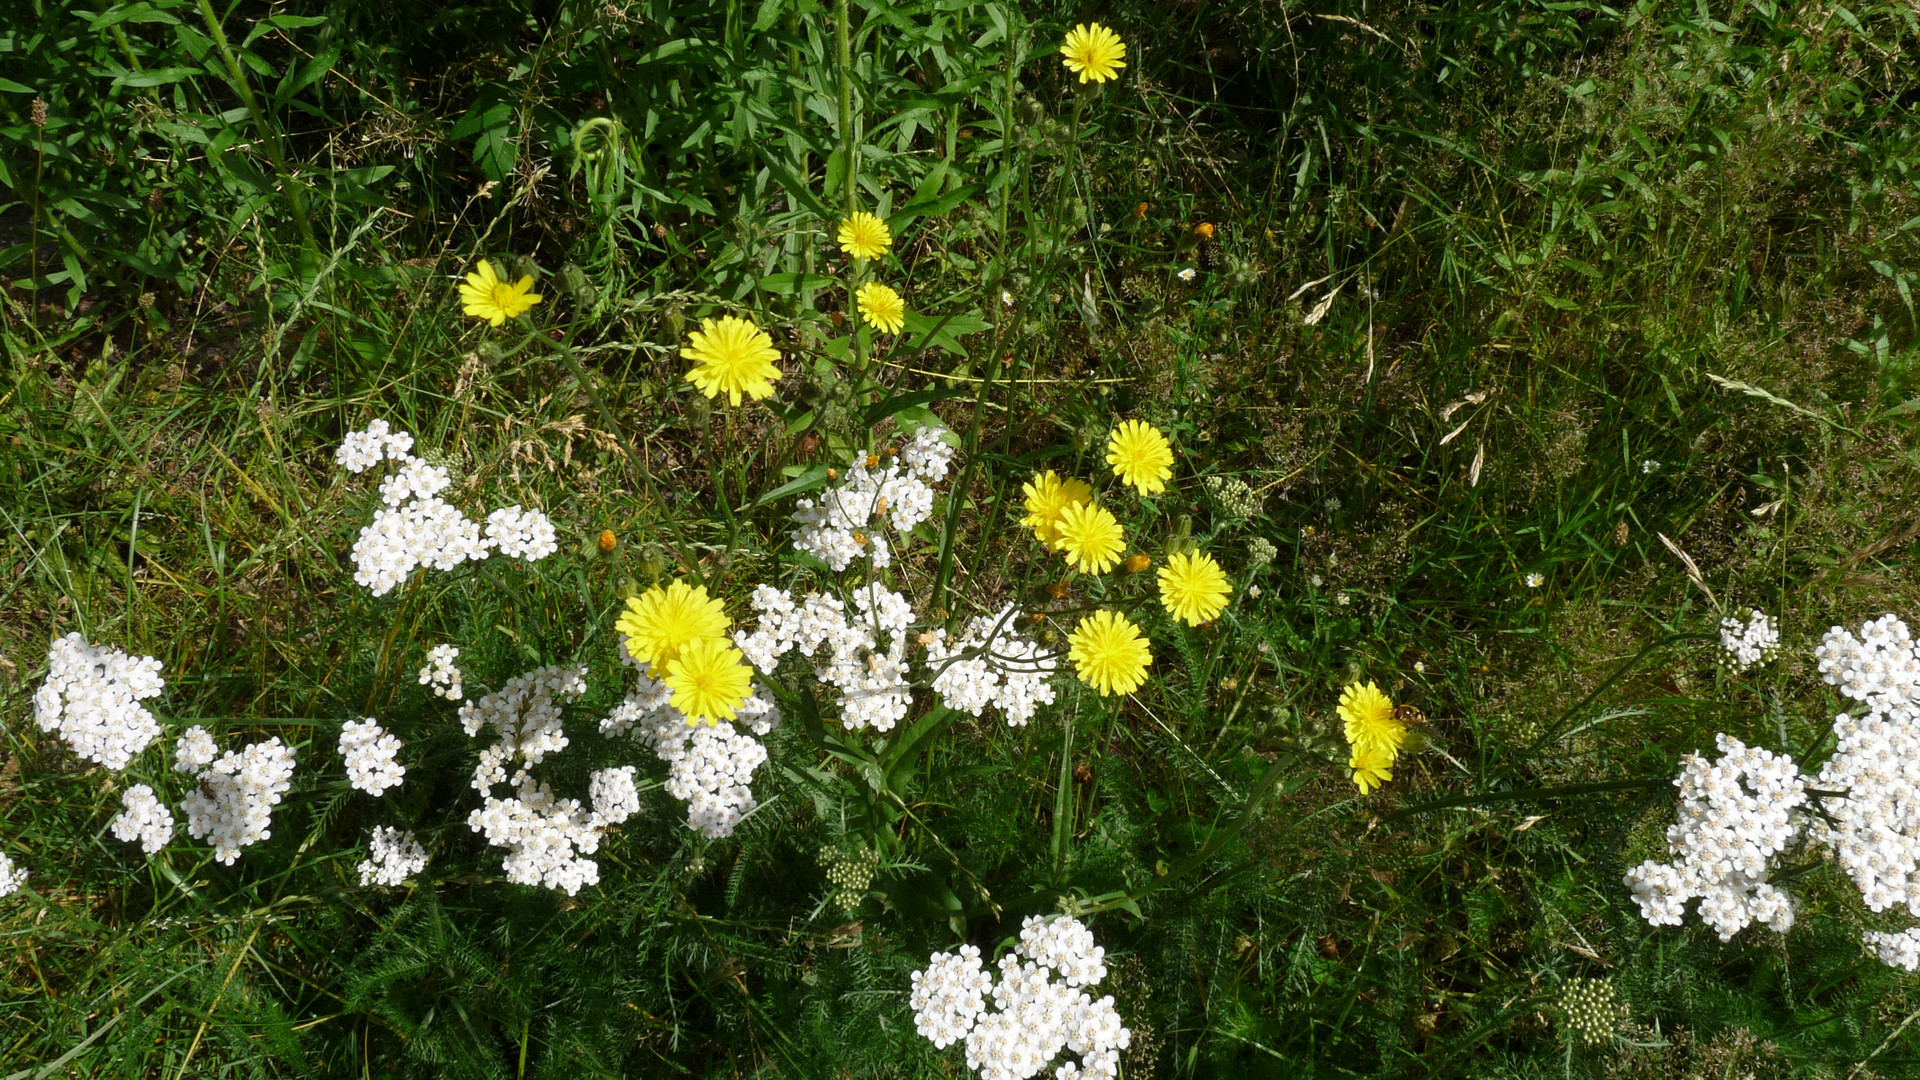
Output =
[{"x1": 4, "y1": 0, "x2": 1920, "y2": 1076}]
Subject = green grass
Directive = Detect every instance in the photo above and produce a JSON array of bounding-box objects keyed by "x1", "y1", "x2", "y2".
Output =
[{"x1": 4, "y1": 0, "x2": 1920, "y2": 1075}]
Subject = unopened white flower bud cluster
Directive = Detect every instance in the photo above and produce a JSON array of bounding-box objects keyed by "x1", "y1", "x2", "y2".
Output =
[
  {"x1": 357, "y1": 825, "x2": 429, "y2": 887},
  {"x1": 1623, "y1": 734, "x2": 1805, "y2": 940},
  {"x1": 338, "y1": 719, "x2": 407, "y2": 796},
  {"x1": 418, "y1": 644, "x2": 464, "y2": 699},
  {"x1": 178, "y1": 730, "x2": 297, "y2": 865},
  {"x1": 1719, "y1": 609, "x2": 1780, "y2": 670},
  {"x1": 337, "y1": 422, "x2": 559, "y2": 596},
  {"x1": 110, "y1": 784, "x2": 175, "y2": 855},
  {"x1": 34, "y1": 633, "x2": 165, "y2": 770},
  {"x1": 601, "y1": 663, "x2": 779, "y2": 839},
  {"x1": 461, "y1": 665, "x2": 639, "y2": 893},
  {"x1": 909, "y1": 915, "x2": 1131, "y2": 1080},
  {"x1": 791, "y1": 425, "x2": 953, "y2": 571}
]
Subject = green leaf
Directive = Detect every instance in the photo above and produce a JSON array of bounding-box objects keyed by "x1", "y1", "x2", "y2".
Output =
[
  {"x1": 860, "y1": 387, "x2": 970, "y2": 427},
  {"x1": 744, "y1": 465, "x2": 832, "y2": 510}
]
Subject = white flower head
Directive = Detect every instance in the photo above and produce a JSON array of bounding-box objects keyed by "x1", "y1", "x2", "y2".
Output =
[{"x1": 34, "y1": 633, "x2": 165, "y2": 770}]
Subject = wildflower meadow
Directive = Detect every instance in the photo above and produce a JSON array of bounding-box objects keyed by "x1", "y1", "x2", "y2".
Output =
[{"x1": 5, "y1": 0, "x2": 1920, "y2": 1075}]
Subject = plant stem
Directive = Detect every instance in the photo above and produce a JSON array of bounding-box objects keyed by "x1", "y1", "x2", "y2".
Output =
[{"x1": 194, "y1": 0, "x2": 315, "y2": 248}]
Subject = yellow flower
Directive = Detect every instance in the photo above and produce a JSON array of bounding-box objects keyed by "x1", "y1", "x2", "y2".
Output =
[
  {"x1": 1350, "y1": 740, "x2": 1395, "y2": 795},
  {"x1": 663, "y1": 635, "x2": 753, "y2": 726},
  {"x1": 615, "y1": 579, "x2": 730, "y2": 669},
  {"x1": 682, "y1": 315, "x2": 783, "y2": 406},
  {"x1": 459, "y1": 259, "x2": 543, "y2": 326},
  {"x1": 837, "y1": 211, "x2": 891, "y2": 260},
  {"x1": 856, "y1": 281, "x2": 906, "y2": 334},
  {"x1": 1051, "y1": 501, "x2": 1126, "y2": 574},
  {"x1": 1106, "y1": 419, "x2": 1174, "y2": 496},
  {"x1": 1060, "y1": 23, "x2": 1127, "y2": 85},
  {"x1": 1339, "y1": 679, "x2": 1406, "y2": 755},
  {"x1": 1021, "y1": 470, "x2": 1093, "y2": 545},
  {"x1": 1157, "y1": 550, "x2": 1231, "y2": 626},
  {"x1": 1068, "y1": 610, "x2": 1151, "y2": 697}
]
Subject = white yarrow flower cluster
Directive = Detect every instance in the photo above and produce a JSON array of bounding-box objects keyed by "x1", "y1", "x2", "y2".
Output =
[
  {"x1": 1809, "y1": 618, "x2": 1920, "y2": 919},
  {"x1": 485, "y1": 505, "x2": 560, "y2": 561},
  {"x1": 358, "y1": 826, "x2": 430, "y2": 887},
  {"x1": 337, "y1": 423, "x2": 558, "y2": 596},
  {"x1": 1630, "y1": 615, "x2": 1920, "y2": 968},
  {"x1": 925, "y1": 606, "x2": 1058, "y2": 727},
  {"x1": 334, "y1": 418, "x2": 413, "y2": 472},
  {"x1": 461, "y1": 665, "x2": 626, "y2": 894},
  {"x1": 1623, "y1": 733, "x2": 1805, "y2": 940},
  {"x1": 0, "y1": 852, "x2": 25, "y2": 897},
  {"x1": 174, "y1": 725, "x2": 218, "y2": 773},
  {"x1": 418, "y1": 644, "x2": 464, "y2": 700},
  {"x1": 110, "y1": 784, "x2": 175, "y2": 856},
  {"x1": 791, "y1": 426, "x2": 953, "y2": 571},
  {"x1": 1865, "y1": 927, "x2": 1920, "y2": 972},
  {"x1": 736, "y1": 583, "x2": 915, "y2": 732},
  {"x1": 589, "y1": 765, "x2": 642, "y2": 826},
  {"x1": 34, "y1": 633, "x2": 165, "y2": 770},
  {"x1": 601, "y1": 664, "x2": 778, "y2": 839},
  {"x1": 910, "y1": 916, "x2": 1130, "y2": 1080},
  {"x1": 339, "y1": 719, "x2": 407, "y2": 796},
  {"x1": 180, "y1": 736, "x2": 297, "y2": 865},
  {"x1": 1719, "y1": 609, "x2": 1780, "y2": 670}
]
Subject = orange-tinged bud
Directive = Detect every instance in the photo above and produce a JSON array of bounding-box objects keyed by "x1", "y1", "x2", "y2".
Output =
[
  {"x1": 598, "y1": 529, "x2": 618, "y2": 552},
  {"x1": 1134, "y1": 201, "x2": 1149, "y2": 219},
  {"x1": 1194, "y1": 222, "x2": 1215, "y2": 239},
  {"x1": 1124, "y1": 553, "x2": 1152, "y2": 574}
]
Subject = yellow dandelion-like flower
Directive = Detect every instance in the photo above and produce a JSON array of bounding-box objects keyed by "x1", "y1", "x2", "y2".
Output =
[
  {"x1": 1350, "y1": 740, "x2": 1395, "y2": 795},
  {"x1": 1060, "y1": 23, "x2": 1127, "y2": 85},
  {"x1": 615, "y1": 579, "x2": 730, "y2": 669},
  {"x1": 663, "y1": 635, "x2": 753, "y2": 726},
  {"x1": 1068, "y1": 610, "x2": 1151, "y2": 697},
  {"x1": 1157, "y1": 550, "x2": 1231, "y2": 626},
  {"x1": 681, "y1": 315, "x2": 783, "y2": 406},
  {"x1": 1107, "y1": 419, "x2": 1174, "y2": 496},
  {"x1": 855, "y1": 281, "x2": 906, "y2": 334},
  {"x1": 1339, "y1": 679, "x2": 1406, "y2": 755},
  {"x1": 459, "y1": 259, "x2": 543, "y2": 327},
  {"x1": 837, "y1": 211, "x2": 892, "y2": 260},
  {"x1": 1020, "y1": 471, "x2": 1094, "y2": 546},
  {"x1": 1052, "y1": 501, "x2": 1126, "y2": 574}
]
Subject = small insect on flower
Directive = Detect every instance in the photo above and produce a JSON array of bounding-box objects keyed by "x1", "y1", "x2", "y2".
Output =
[
  {"x1": 837, "y1": 212, "x2": 891, "y2": 260},
  {"x1": 460, "y1": 259, "x2": 544, "y2": 326},
  {"x1": 1393, "y1": 704, "x2": 1426, "y2": 726},
  {"x1": 1060, "y1": 22, "x2": 1127, "y2": 85}
]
